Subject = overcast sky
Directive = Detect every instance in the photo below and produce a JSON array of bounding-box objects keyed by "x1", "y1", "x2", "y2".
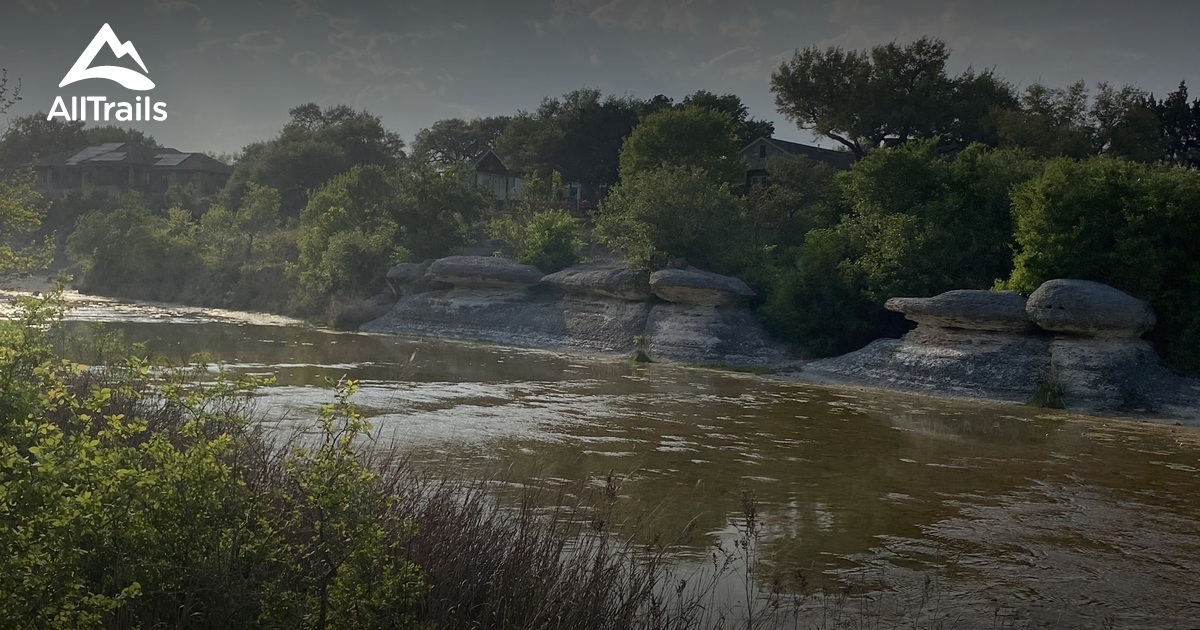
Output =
[{"x1": 2, "y1": 0, "x2": 1197, "y2": 155}]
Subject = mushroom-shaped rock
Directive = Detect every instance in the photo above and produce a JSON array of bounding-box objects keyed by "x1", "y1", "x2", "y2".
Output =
[
  {"x1": 426, "y1": 256, "x2": 544, "y2": 290},
  {"x1": 885, "y1": 290, "x2": 1033, "y2": 333},
  {"x1": 1026, "y1": 279, "x2": 1155, "y2": 338},
  {"x1": 541, "y1": 265, "x2": 653, "y2": 301},
  {"x1": 649, "y1": 268, "x2": 755, "y2": 307},
  {"x1": 387, "y1": 261, "x2": 431, "y2": 286}
]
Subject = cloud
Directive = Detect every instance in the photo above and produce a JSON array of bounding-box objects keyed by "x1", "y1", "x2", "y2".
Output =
[
  {"x1": 589, "y1": 0, "x2": 702, "y2": 32},
  {"x1": 19, "y1": 0, "x2": 60, "y2": 11},
  {"x1": 719, "y1": 15, "x2": 764, "y2": 38},
  {"x1": 231, "y1": 30, "x2": 285, "y2": 55},
  {"x1": 290, "y1": 14, "x2": 441, "y2": 95},
  {"x1": 196, "y1": 16, "x2": 212, "y2": 34},
  {"x1": 149, "y1": 0, "x2": 199, "y2": 11}
]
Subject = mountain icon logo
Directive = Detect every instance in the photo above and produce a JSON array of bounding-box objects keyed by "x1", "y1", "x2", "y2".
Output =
[{"x1": 59, "y1": 23, "x2": 155, "y2": 91}]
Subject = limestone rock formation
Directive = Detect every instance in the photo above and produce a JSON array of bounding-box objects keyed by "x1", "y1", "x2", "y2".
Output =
[
  {"x1": 386, "y1": 261, "x2": 447, "y2": 296},
  {"x1": 803, "y1": 280, "x2": 1200, "y2": 421},
  {"x1": 650, "y1": 268, "x2": 755, "y2": 307},
  {"x1": 541, "y1": 264, "x2": 653, "y2": 301},
  {"x1": 644, "y1": 304, "x2": 788, "y2": 366},
  {"x1": 427, "y1": 256, "x2": 545, "y2": 290},
  {"x1": 885, "y1": 290, "x2": 1033, "y2": 333},
  {"x1": 364, "y1": 256, "x2": 788, "y2": 367},
  {"x1": 1026, "y1": 279, "x2": 1155, "y2": 338}
]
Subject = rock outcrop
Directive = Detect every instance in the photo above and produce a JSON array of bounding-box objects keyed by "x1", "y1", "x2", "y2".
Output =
[
  {"x1": 541, "y1": 264, "x2": 653, "y2": 301},
  {"x1": 427, "y1": 256, "x2": 545, "y2": 290},
  {"x1": 650, "y1": 268, "x2": 756, "y2": 307},
  {"x1": 803, "y1": 281, "x2": 1200, "y2": 420},
  {"x1": 885, "y1": 290, "x2": 1033, "y2": 333},
  {"x1": 363, "y1": 257, "x2": 787, "y2": 367},
  {"x1": 1027, "y1": 279, "x2": 1156, "y2": 338},
  {"x1": 808, "y1": 290, "x2": 1050, "y2": 402}
]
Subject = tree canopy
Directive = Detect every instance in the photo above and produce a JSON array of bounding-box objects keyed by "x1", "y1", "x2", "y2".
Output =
[
  {"x1": 771, "y1": 37, "x2": 1016, "y2": 158},
  {"x1": 618, "y1": 106, "x2": 743, "y2": 186}
]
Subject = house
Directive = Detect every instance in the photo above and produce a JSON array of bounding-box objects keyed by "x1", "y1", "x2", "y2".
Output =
[
  {"x1": 469, "y1": 149, "x2": 523, "y2": 202},
  {"x1": 739, "y1": 136, "x2": 856, "y2": 188},
  {"x1": 34, "y1": 143, "x2": 233, "y2": 197}
]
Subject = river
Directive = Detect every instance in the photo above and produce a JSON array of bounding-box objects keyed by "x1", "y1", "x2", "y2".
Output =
[{"x1": 18, "y1": 290, "x2": 1200, "y2": 628}]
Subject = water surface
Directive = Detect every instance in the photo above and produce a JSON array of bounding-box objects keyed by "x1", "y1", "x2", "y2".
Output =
[{"x1": 30, "y1": 291, "x2": 1200, "y2": 628}]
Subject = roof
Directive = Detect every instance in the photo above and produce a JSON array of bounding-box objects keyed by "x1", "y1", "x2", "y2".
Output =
[
  {"x1": 36, "y1": 143, "x2": 231, "y2": 173},
  {"x1": 468, "y1": 148, "x2": 511, "y2": 172},
  {"x1": 740, "y1": 136, "x2": 857, "y2": 170}
]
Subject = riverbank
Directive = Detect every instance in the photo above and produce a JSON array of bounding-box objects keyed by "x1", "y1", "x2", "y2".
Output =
[{"x1": 6, "y1": 282, "x2": 1200, "y2": 428}]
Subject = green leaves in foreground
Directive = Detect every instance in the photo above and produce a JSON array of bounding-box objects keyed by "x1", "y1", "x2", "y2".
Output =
[{"x1": 0, "y1": 293, "x2": 424, "y2": 628}]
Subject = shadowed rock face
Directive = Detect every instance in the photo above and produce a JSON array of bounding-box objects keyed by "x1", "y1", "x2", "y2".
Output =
[
  {"x1": 650, "y1": 268, "x2": 756, "y2": 307},
  {"x1": 885, "y1": 290, "x2": 1033, "y2": 333},
  {"x1": 803, "y1": 281, "x2": 1200, "y2": 421},
  {"x1": 364, "y1": 258, "x2": 788, "y2": 367},
  {"x1": 1026, "y1": 279, "x2": 1156, "y2": 338},
  {"x1": 541, "y1": 265, "x2": 653, "y2": 301},
  {"x1": 427, "y1": 256, "x2": 545, "y2": 290}
]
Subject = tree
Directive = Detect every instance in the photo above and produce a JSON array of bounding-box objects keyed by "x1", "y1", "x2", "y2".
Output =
[
  {"x1": 771, "y1": 37, "x2": 1017, "y2": 159},
  {"x1": 0, "y1": 114, "x2": 159, "y2": 170},
  {"x1": 298, "y1": 162, "x2": 486, "y2": 299},
  {"x1": 1157, "y1": 81, "x2": 1200, "y2": 169},
  {"x1": 411, "y1": 116, "x2": 511, "y2": 164},
  {"x1": 0, "y1": 71, "x2": 52, "y2": 280},
  {"x1": 745, "y1": 154, "x2": 840, "y2": 249},
  {"x1": 681, "y1": 90, "x2": 774, "y2": 146},
  {"x1": 618, "y1": 106, "x2": 743, "y2": 186},
  {"x1": 1005, "y1": 156, "x2": 1200, "y2": 373},
  {"x1": 994, "y1": 81, "x2": 1165, "y2": 161},
  {"x1": 595, "y1": 165, "x2": 747, "y2": 270},
  {"x1": 221, "y1": 103, "x2": 405, "y2": 215},
  {"x1": 495, "y1": 89, "x2": 643, "y2": 203}
]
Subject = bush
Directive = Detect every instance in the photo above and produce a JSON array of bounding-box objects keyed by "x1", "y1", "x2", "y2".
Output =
[
  {"x1": 595, "y1": 165, "x2": 748, "y2": 271},
  {"x1": 490, "y1": 209, "x2": 583, "y2": 272},
  {"x1": 1005, "y1": 156, "x2": 1200, "y2": 373},
  {"x1": 0, "y1": 293, "x2": 425, "y2": 627}
]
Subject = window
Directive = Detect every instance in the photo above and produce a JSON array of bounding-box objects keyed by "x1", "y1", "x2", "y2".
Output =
[{"x1": 758, "y1": 144, "x2": 766, "y2": 158}]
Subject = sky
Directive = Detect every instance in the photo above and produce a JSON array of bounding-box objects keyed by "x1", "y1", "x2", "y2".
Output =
[{"x1": 1, "y1": 0, "x2": 1198, "y2": 156}]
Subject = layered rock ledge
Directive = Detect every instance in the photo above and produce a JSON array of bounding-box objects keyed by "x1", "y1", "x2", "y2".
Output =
[
  {"x1": 363, "y1": 256, "x2": 788, "y2": 366},
  {"x1": 802, "y1": 280, "x2": 1200, "y2": 420}
]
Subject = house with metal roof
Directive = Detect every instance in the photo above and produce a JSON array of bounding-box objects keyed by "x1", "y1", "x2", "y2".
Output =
[
  {"x1": 739, "y1": 136, "x2": 856, "y2": 189},
  {"x1": 34, "y1": 142, "x2": 233, "y2": 197}
]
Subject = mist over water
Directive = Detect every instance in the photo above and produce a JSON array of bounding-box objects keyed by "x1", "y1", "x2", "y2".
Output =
[{"x1": 42, "y1": 291, "x2": 1200, "y2": 627}]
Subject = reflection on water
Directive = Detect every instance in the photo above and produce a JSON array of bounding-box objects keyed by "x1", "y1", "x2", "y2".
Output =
[{"x1": 47, "y1": 296, "x2": 1200, "y2": 627}]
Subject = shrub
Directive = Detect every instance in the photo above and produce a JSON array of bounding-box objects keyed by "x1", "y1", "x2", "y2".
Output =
[
  {"x1": 490, "y1": 208, "x2": 583, "y2": 272},
  {"x1": 595, "y1": 165, "x2": 749, "y2": 271},
  {"x1": 1005, "y1": 156, "x2": 1200, "y2": 373},
  {"x1": 0, "y1": 293, "x2": 425, "y2": 627}
]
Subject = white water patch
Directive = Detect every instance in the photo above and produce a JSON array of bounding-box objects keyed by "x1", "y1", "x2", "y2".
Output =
[{"x1": 0, "y1": 289, "x2": 305, "y2": 327}]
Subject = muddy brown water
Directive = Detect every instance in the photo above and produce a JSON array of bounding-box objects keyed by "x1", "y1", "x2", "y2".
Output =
[{"x1": 25, "y1": 291, "x2": 1200, "y2": 628}]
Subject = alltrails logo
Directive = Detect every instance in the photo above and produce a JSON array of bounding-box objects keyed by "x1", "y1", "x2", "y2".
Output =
[{"x1": 48, "y1": 23, "x2": 168, "y2": 122}]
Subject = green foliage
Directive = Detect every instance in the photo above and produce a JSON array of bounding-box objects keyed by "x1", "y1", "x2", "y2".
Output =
[
  {"x1": 65, "y1": 188, "x2": 297, "y2": 309},
  {"x1": 221, "y1": 103, "x2": 406, "y2": 215},
  {"x1": 771, "y1": 37, "x2": 1017, "y2": 158},
  {"x1": 0, "y1": 113, "x2": 158, "y2": 170},
  {"x1": 1005, "y1": 156, "x2": 1200, "y2": 372},
  {"x1": 618, "y1": 106, "x2": 744, "y2": 186},
  {"x1": 596, "y1": 165, "x2": 747, "y2": 270},
  {"x1": 745, "y1": 155, "x2": 841, "y2": 249},
  {"x1": 411, "y1": 116, "x2": 511, "y2": 164},
  {"x1": 298, "y1": 162, "x2": 485, "y2": 302},
  {"x1": 496, "y1": 89, "x2": 643, "y2": 203},
  {"x1": 759, "y1": 142, "x2": 1041, "y2": 356},
  {"x1": 0, "y1": 169, "x2": 53, "y2": 279},
  {"x1": 680, "y1": 90, "x2": 775, "y2": 146},
  {"x1": 0, "y1": 294, "x2": 424, "y2": 627},
  {"x1": 489, "y1": 171, "x2": 583, "y2": 272}
]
